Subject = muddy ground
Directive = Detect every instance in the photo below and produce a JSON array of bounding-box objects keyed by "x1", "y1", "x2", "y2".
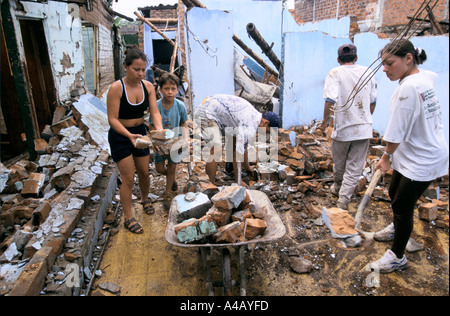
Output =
[{"x1": 92, "y1": 163, "x2": 449, "y2": 297}]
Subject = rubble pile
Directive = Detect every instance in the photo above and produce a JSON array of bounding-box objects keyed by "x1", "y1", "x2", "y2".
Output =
[
  {"x1": 0, "y1": 97, "x2": 116, "y2": 296},
  {"x1": 174, "y1": 184, "x2": 267, "y2": 244},
  {"x1": 243, "y1": 125, "x2": 449, "y2": 231}
]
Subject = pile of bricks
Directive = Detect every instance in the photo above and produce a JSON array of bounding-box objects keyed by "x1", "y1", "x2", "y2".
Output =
[
  {"x1": 174, "y1": 184, "x2": 267, "y2": 244},
  {"x1": 0, "y1": 99, "x2": 116, "y2": 296},
  {"x1": 247, "y1": 124, "x2": 448, "y2": 229}
]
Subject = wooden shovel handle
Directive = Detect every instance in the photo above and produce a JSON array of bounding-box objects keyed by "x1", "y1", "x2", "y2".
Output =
[{"x1": 355, "y1": 169, "x2": 382, "y2": 229}]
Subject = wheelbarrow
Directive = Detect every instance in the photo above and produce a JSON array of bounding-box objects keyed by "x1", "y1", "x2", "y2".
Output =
[{"x1": 165, "y1": 190, "x2": 286, "y2": 296}]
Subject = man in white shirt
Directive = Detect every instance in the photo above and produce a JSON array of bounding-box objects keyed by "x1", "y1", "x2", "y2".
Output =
[
  {"x1": 320, "y1": 44, "x2": 378, "y2": 209},
  {"x1": 194, "y1": 94, "x2": 281, "y2": 187}
]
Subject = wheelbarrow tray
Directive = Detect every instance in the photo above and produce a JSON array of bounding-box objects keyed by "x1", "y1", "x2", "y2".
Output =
[{"x1": 165, "y1": 190, "x2": 286, "y2": 248}]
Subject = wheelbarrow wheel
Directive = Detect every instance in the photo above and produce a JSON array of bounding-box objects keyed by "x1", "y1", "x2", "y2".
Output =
[{"x1": 222, "y1": 248, "x2": 232, "y2": 296}]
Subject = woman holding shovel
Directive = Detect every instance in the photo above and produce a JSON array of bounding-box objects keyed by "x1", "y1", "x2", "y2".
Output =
[{"x1": 368, "y1": 39, "x2": 449, "y2": 273}]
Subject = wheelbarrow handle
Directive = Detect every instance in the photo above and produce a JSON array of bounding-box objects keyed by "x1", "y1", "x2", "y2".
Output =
[{"x1": 355, "y1": 169, "x2": 383, "y2": 230}]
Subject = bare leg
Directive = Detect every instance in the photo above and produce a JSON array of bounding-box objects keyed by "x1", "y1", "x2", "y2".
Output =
[
  {"x1": 134, "y1": 155, "x2": 150, "y2": 204},
  {"x1": 205, "y1": 146, "x2": 218, "y2": 184},
  {"x1": 116, "y1": 155, "x2": 137, "y2": 222},
  {"x1": 166, "y1": 162, "x2": 177, "y2": 192}
]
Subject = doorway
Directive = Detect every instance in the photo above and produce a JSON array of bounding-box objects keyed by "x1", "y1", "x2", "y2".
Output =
[
  {"x1": 19, "y1": 19, "x2": 57, "y2": 135},
  {"x1": 1, "y1": 22, "x2": 26, "y2": 161}
]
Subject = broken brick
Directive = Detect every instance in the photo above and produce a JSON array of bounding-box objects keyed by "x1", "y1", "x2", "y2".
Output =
[
  {"x1": 206, "y1": 205, "x2": 232, "y2": 227},
  {"x1": 214, "y1": 221, "x2": 244, "y2": 243},
  {"x1": 211, "y1": 185, "x2": 246, "y2": 211},
  {"x1": 244, "y1": 218, "x2": 267, "y2": 239},
  {"x1": 419, "y1": 203, "x2": 438, "y2": 222},
  {"x1": 232, "y1": 209, "x2": 253, "y2": 223}
]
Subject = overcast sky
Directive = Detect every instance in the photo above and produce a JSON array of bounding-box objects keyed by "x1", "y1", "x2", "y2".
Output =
[{"x1": 112, "y1": 0, "x2": 294, "y2": 20}]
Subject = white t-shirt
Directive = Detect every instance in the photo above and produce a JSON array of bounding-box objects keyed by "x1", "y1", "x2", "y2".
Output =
[
  {"x1": 196, "y1": 94, "x2": 262, "y2": 155},
  {"x1": 323, "y1": 64, "x2": 377, "y2": 141},
  {"x1": 383, "y1": 69, "x2": 449, "y2": 182}
]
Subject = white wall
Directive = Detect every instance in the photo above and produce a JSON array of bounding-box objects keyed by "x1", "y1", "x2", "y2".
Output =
[{"x1": 13, "y1": 1, "x2": 85, "y2": 101}]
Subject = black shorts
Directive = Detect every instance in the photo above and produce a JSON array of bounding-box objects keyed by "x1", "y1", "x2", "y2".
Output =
[{"x1": 108, "y1": 124, "x2": 150, "y2": 163}]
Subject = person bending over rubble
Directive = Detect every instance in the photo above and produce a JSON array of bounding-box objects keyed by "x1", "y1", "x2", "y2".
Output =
[
  {"x1": 368, "y1": 39, "x2": 448, "y2": 274},
  {"x1": 149, "y1": 73, "x2": 189, "y2": 209},
  {"x1": 107, "y1": 47, "x2": 163, "y2": 234},
  {"x1": 194, "y1": 94, "x2": 281, "y2": 188},
  {"x1": 319, "y1": 43, "x2": 378, "y2": 210}
]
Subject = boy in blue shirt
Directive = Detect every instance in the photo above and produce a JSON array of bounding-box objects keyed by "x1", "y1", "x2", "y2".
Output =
[{"x1": 149, "y1": 73, "x2": 189, "y2": 208}]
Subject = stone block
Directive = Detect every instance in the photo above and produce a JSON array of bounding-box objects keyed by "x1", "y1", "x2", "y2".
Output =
[
  {"x1": 322, "y1": 207, "x2": 358, "y2": 238},
  {"x1": 21, "y1": 173, "x2": 46, "y2": 198},
  {"x1": 134, "y1": 136, "x2": 151, "y2": 149},
  {"x1": 29, "y1": 246, "x2": 55, "y2": 273}
]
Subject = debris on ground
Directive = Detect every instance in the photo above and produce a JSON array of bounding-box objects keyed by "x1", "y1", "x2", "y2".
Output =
[{"x1": 1, "y1": 93, "x2": 448, "y2": 296}]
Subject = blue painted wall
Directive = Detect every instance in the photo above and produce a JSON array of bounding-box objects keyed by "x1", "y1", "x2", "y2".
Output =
[
  {"x1": 282, "y1": 31, "x2": 449, "y2": 145},
  {"x1": 185, "y1": 8, "x2": 235, "y2": 112},
  {"x1": 355, "y1": 33, "x2": 449, "y2": 144},
  {"x1": 282, "y1": 31, "x2": 351, "y2": 129}
]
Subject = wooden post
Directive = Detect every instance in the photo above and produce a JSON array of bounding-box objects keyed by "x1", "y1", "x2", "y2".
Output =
[{"x1": 134, "y1": 11, "x2": 186, "y2": 57}]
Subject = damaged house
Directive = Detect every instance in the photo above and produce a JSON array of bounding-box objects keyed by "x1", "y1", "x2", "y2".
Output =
[
  {"x1": 0, "y1": 0, "x2": 448, "y2": 296},
  {"x1": 0, "y1": 0, "x2": 126, "y2": 162}
]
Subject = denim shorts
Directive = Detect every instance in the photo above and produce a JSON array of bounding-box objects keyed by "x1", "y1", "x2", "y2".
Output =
[
  {"x1": 153, "y1": 153, "x2": 177, "y2": 164},
  {"x1": 108, "y1": 124, "x2": 150, "y2": 163}
]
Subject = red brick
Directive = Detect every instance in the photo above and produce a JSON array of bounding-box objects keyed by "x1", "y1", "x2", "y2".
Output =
[{"x1": 419, "y1": 203, "x2": 438, "y2": 222}]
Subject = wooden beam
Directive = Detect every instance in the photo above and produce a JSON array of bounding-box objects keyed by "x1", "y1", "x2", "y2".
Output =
[
  {"x1": 425, "y1": 5, "x2": 444, "y2": 34},
  {"x1": 147, "y1": 18, "x2": 178, "y2": 24},
  {"x1": 134, "y1": 11, "x2": 186, "y2": 57}
]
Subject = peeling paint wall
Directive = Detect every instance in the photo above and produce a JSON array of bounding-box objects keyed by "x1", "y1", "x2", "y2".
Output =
[{"x1": 12, "y1": 1, "x2": 85, "y2": 102}]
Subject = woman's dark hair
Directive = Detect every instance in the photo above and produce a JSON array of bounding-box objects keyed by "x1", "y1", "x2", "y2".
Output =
[
  {"x1": 123, "y1": 46, "x2": 148, "y2": 66},
  {"x1": 158, "y1": 73, "x2": 180, "y2": 88},
  {"x1": 380, "y1": 39, "x2": 427, "y2": 65}
]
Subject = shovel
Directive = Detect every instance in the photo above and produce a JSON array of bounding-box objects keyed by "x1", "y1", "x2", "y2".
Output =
[{"x1": 355, "y1": 168, "x2": 382, "y2": 230}]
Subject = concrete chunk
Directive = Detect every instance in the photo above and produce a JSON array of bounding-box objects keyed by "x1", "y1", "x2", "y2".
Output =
[
  {"x1": 174, "y1": 218, "x2": 199, "y2": 243},
  {"x1": 175, "y1": 193, "x2": 213, "y2": 223},
  {"x1": 211, "y1": 185, "x2": 246, "y2": 211}
]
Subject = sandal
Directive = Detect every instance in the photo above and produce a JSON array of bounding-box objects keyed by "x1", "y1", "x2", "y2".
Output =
[
  {"x1": 142, "y1": 200, "x2": 155, "y2": 215},
  {"x1": 124, "y1": 218, "x2": 144, "y2": 234}
]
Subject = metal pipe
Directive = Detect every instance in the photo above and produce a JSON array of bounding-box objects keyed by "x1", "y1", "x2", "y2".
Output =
[
  {"x1": 232, "y1": 34, "x2": 279, "y2": 78},
  {"x1": 246, "y1": 23, "x2": 282, "y2": 71}
]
